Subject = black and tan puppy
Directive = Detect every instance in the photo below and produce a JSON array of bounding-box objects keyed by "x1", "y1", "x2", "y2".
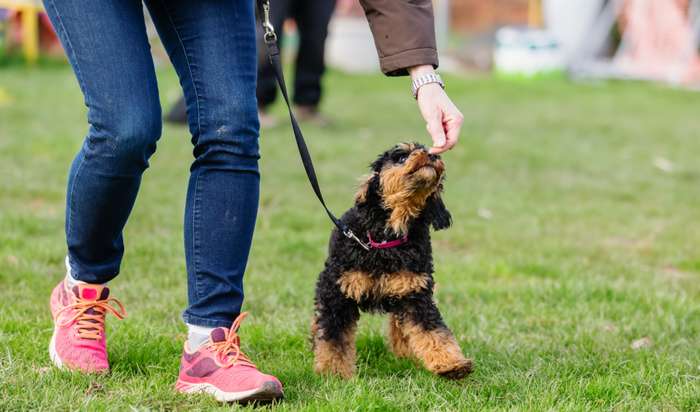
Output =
[{"x1": 312, "y1": 142, "x2": 472, "y2": 379}]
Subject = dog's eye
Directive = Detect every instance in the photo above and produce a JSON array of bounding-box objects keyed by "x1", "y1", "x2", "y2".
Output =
[{"x1": 397, "y1": 155, "x2": 408, "y2": 164}]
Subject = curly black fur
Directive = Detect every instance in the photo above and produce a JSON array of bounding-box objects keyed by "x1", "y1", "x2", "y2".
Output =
[{"x1": 312, "y1": 143, "x2": 471, "y2": 379}]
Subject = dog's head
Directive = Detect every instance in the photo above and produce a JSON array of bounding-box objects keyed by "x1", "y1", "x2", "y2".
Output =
[{"x1": 355, "y1": 142, "x2": 451, "y2": 235}]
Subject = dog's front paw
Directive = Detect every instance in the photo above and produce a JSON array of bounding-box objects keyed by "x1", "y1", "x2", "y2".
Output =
[
  {"x1": 436, "y1": 358, "x2": 473, "y2": 380},
  {"x1": 313, "y1": 338, "x2": 356, "y2": 379},
  {"x1": 314, "y1": 358, "x2": 356, "y2": 379}
]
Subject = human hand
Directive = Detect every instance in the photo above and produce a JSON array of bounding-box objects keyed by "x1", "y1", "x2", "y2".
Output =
[{"x1": 409, "y1": 66, "x2": 463, "y2": 154}]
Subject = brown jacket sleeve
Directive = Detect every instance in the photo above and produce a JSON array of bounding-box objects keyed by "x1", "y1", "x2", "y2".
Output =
[{"x1": 358, "y1": 0, "x2": 438, "y2": 76}]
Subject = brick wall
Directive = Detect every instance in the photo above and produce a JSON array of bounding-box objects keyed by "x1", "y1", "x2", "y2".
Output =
[{"x1": 451, "y1": 0, "x2": 529, "y2": 32}]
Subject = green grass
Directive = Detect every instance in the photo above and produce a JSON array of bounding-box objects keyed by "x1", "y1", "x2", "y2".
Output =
[{"x1": 1, "y1": 65, "x2": 700, "y2": 411}]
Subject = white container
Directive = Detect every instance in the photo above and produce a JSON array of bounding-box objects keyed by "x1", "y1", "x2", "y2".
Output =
[{"x1": 494, "y1": 27, "x2": 565, "y2": 76}]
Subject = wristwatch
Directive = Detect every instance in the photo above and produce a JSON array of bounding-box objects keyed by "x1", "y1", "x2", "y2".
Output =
[{"x1": 411, "y1": 72, "x2": 444, "y2": 99}]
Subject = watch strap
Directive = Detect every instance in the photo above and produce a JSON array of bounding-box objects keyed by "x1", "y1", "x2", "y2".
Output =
[{"x1": 411, "y1": 73, "x2": 444, "y2": 99}]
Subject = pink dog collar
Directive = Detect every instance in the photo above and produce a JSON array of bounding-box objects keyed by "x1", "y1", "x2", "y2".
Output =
[{"x1": 367, "y1": 231, "x2": 409, "y2": 249}]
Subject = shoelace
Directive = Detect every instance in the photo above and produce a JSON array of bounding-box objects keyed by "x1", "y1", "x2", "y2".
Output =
[
  {"x1": 209, "y1": 312, "x2": 255, "y2": 368},
  {"x1": 55, "y1": 296, "x2": 127, "y2": 340}
]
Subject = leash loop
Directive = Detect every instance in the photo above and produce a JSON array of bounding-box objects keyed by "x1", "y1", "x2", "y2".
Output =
[
  {"x1": 344, "y1": 229, "x2": 371, "y2": 251},
  {"x1": 260, "y1": 0, "x2": 277, "y2": 44}
]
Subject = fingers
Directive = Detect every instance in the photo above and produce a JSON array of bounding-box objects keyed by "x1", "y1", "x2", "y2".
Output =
[
  {"x1": 444, "y1": 110, "x2": 463, "y2": 150},
  {"x1": 416, "y1": 84, "x2": 463, "y2": 155},
  {"x1": 429, "y1": 109, "x2": 463, "y2": 154},
  {"x1": 426, "y1": 115, "x2": 447, "y2": 152}
]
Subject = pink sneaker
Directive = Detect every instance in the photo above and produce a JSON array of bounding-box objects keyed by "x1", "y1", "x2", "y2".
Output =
[
  {"x1": 176, "y1": 313, "x2": 283, "y2": 403},
  {"x1": 49, "y1": 280, "x2": 126, "y2": 373}
]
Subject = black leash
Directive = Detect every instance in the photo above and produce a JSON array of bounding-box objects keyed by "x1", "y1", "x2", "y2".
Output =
[{"x1": 256, "y1": 0, "x2": 370, "y2": 250}]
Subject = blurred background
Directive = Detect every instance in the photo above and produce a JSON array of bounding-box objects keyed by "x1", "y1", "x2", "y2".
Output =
[
  {"x1": 2, "y1": 0, "x2": 700, "y2": 85},
  {"x1": 1, "y1": 1, "x2": 699, "y2": 409}
]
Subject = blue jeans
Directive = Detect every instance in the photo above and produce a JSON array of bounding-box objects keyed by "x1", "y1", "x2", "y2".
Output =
[{"x1": 43, "y1": 0, "x2": 260, "y2": 327}]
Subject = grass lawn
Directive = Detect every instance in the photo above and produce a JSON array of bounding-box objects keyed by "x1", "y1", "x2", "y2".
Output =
[{"x1": 1, "y1": 65, "x2": 700, "y2": 411}]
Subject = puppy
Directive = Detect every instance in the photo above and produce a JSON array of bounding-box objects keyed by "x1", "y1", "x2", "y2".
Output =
[{"x1": 311, "y1": 142, "x2": 472, "y2": 379}]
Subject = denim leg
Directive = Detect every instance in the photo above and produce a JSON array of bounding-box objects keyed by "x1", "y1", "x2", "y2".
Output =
[
  {"x1": 43, "y1": 0, "x2": 162, "y2": 283},
  {"x1": 145, "y1": 0, "x2": 260, "y2": 328}
]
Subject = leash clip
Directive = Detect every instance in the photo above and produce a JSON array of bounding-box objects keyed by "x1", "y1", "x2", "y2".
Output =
[
  {"x1": 261, "y1": 0, "x2": 278, "y2": 44},
  {"x1": 343, "y1": 229, "x2": 370, "y2": 251}
]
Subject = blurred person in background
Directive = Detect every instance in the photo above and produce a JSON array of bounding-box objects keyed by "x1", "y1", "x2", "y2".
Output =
[
  {"x1": 256, "y1": 0, "x2": 336, "y2": 127},
  {"x1": 44, "y1": 0, "x2": 461, "y2": 404},
  {"x1": 166, "y1": 0, "x2": 337, "y2": 127}
]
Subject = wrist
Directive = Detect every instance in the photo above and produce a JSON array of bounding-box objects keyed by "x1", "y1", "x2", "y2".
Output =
[
  {"x1": 408, "y1": 65, "x2": 435, "y2": 80},
  {"x1": 415, "y1": 82, "x2": 442, "y2": 99}
]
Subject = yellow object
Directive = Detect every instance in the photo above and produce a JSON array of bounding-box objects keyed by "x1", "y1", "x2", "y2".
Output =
[
  {"x1": 528, "y1": 0, "x2": 543, "y2": 28},
  {"x1": 0, "y1": 88, "x2": 12, "y2": 106},
  {"x1": 0, "y1": 0, "x2": 42, "y2": 64}
]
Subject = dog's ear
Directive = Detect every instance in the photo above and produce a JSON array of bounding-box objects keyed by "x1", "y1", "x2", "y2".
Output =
[
  {"x1": 423, "y1": 189, "x2": 451, "y2": 230},
  {"x1": 355, "y1": 172, "x2": 379, "y2": 204}
]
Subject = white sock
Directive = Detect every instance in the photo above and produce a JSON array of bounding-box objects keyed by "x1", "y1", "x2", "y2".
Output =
[
  {"x1": 64, "y1": 256, "x2": 84, "y2": 288},
  {"x1": 187, "y1": 324, "x2": 214, "y2": 350},
  {"x1": 64, "y1": 256, "x2": 105, "y2": 288}
]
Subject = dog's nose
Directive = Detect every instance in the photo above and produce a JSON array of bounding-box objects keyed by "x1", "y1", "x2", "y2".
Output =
[{"x1": 428, "y1": 154, "x2": 439, "y2": 162}]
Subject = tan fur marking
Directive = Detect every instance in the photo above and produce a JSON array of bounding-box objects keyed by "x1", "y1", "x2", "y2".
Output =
[
  {"x1": 313, "y1": 324, "x2": 357, "y2": 379},
  {"x1": 337, "y1": 271, "x2": 374, "y2": 301},
  {"x1": 379, "y1": 149, "x2": 442, "y2": 235},
  {"x1": 397, "y1": 142, "x2": 415, "y2": 152},
  {"x1": 376, "y1": 272, "x2": 429, "y2": 297},
  {"x1": 401, "y1": 319, "x2": 472, "y2": 377},
  {"x1": 338, "y1": 271, "x2": 429, "y2": 300},
  {"x1": 387, "y1": 314, "x2": 413, "y2": 358}
]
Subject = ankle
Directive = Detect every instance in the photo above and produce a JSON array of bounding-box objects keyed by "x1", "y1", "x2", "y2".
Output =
[
  {"x1": 187, "y1": 324, "x2": 214, "y2": 350},
  {"x1": 64, "y1": 256, "x2": 105, "y2": 289}
]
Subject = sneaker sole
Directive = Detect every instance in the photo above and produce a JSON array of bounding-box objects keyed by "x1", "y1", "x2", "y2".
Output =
[{"x1": 176, "y1": 380, "x2": 283, "y2": 403}]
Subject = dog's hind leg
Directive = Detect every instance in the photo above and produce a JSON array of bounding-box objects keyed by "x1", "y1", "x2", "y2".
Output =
[
  {"x1": 398, "y1": 297, "x2": 473, "y2": 379},
  {"x1": 312, "y1": 275, "x2": 360, "y2": 379},
  {"x1": 387, "y1": 313, "x2": 413, "y2": 358}
]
